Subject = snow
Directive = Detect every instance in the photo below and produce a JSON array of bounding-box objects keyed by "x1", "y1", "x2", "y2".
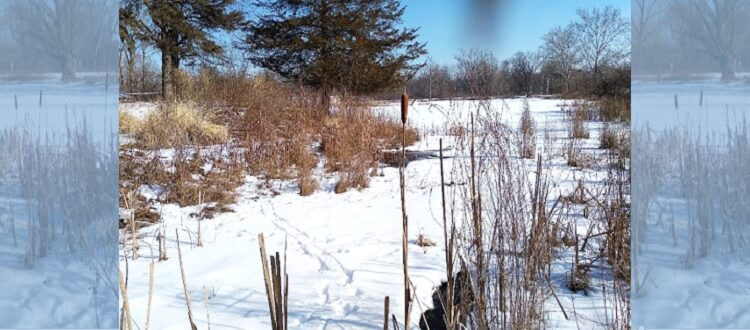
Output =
[
  {"x1": 0, "y1": 76, "x2": 118, "y2": 329},
  {"x1": 120, "y1": 101, "x2": 158, "y2": 120},
  {"x1": 632, "y1": 80, "x2": 750, "y2": 329},
  {"x1": 633, "y1": 79, "x2": 750, "y2": 133},
  {"x1": 0, "y1": 75, "x2": 117, "y2": 140},
  {"x1": 120, "y1": 97, "x2": 625, "y2": 329}
]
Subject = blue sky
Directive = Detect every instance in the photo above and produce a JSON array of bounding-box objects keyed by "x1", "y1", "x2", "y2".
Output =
[{"x1": 402, "y1": 0, "x2": 631, "y2": 65}]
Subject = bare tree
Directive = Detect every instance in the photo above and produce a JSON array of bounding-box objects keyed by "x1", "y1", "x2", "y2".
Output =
[
  {"x1": 632, "y1": 0, "x2": 659, "y2": 49},
  {"x1": 2, "y1": 0, "x2": 116, "y2": 80},
  {"x1": 509, "y1": 51, "x2": 541, "y2": 97},
  {"x1": 574, "y1": 5, "x2": 630, "y2": 76},
  {"x1": 410, "y1": 60, "x2": 455, "y2": 100},
  {"x1": 671, "y1": 0, "x2": 749, "y2": 80},
  {"x1": 541, "y1": 25, "x2": 579, "y2": 93},
  {"x1": 455, "y1": 49, "x2": 500, "y2": 99},
  {"x1": 632, "y1": 0, "x2": 659, "y2": 73},
  {"x1": 5, "y1": 0, "x2": 80, "y2": 80}
]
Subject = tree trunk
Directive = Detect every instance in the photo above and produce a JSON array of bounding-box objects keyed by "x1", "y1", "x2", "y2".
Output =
[
  {"x1": 60, "y1": 55, "x2": 76, "y2": 81},
  {"x1": 720, "y1": 55, "x2": 736, "y2": 81},
  {"x1": 162, "y1": 51, "x2": 180, "y2": 102}
]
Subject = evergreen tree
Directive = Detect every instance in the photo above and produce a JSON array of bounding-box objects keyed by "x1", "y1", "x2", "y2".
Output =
[
  {"x1": 120, "y1": 0, "x2": 244, "y2": 101},
  {"x1": 245, "y1": 0, "x2": 426, "y2": 101}
]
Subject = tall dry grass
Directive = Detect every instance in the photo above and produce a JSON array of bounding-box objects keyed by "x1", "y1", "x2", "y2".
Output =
[
  {"x1": 518, "y1": 98, "x2": 536, "y2": 159},
  {"x1": 120, "y1": 73, "x2": 420, "y2": 230}
]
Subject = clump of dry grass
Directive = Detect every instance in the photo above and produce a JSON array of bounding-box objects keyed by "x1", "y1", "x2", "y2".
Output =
[
  {"x1": 298, "y1": 172, "x2": 318, "y2": 196},
  {"x1": 599, "y1": 96, "x2": 630, "y2": 122},
  {"x1": 293, "y1": 142, "x2": 319, "y2": 196},
  {"x1": 600, "y1": 123, "x2": 619, "y2": 150},
  {"x1": 568, "y1": 102, "x2": 591, "y2": 139},
  {"x1": 126, "y1": 101, "x2": 229, "y2": 149},
  {"x1": 321, "y1": 98, "x2": 417, "y2": 193},
  {"x1": 120, "y1": 110, "x2": 139, "y2": 134},
  {"x1": 566, "y1": 138, "x2": 586, "y2": 167}
]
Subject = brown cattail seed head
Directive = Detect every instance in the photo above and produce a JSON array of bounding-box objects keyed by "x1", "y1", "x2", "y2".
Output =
[{"x1": 401, "y1": 93, "x2": 409, "y2": 124}]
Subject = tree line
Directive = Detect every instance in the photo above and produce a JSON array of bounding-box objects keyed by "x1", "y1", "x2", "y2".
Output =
[
  {"x1": 119, "y1": 1, "x2": 629, "y2": 101},
  {"x1": 403, "y1": 5, "x2": 629, "y2": 99}
]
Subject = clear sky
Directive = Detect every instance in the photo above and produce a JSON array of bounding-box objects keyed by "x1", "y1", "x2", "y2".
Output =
[{"x1": 402, "y1": 0, "x2": 631, "y2": 65}]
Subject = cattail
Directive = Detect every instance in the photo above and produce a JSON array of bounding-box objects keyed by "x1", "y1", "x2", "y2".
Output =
[{"x1": 401, "y1": 93, "x2": 408, "y2": 124}]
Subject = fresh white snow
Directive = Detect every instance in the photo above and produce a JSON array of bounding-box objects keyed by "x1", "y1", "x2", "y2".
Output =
[{"x1": 120, "y1": 97, "x2": 626, "y2": 329}]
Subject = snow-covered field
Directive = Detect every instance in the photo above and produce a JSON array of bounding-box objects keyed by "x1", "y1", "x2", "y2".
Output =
[
  {"x1": 632, "y1": 80, "x2": 750, "y2": 329},
  {"x1": 120, "y1": 97, "x2": 628, "y2": 329},
  {"x1": 0, "y1": 76, "x2": 118, "y2": 328},
  {"x1": 633, "y1": 79, "x2": 750, "y2": 132}
]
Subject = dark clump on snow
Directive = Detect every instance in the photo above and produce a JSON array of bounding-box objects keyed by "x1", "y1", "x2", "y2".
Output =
[{"x1": 419, "y1": 271, "x2": 473, "y2": 330}]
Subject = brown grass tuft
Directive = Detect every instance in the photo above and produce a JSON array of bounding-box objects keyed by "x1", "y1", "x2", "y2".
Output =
[{"x1": 128, "y1": 102, "x2": 229, "y2": 148}]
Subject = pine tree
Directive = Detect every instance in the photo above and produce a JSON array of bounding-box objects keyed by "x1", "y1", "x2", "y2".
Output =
[
  {"x1": 120, "y1": 0, "x2": 244, "y2": 101},
  {"x1": 245, "y1": 0, "x2": 426, "y2": 104}
]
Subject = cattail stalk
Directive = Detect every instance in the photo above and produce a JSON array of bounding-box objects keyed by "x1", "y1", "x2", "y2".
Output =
[
  {"x1": 203, "y1": 286, "x2": 212, "y2": 330},
  {"x1": 399, "y1": 93, "x2": 410, "y2": 328},
  {"x1": 383, "y1": 296, "x2": 390, "y2": 330},
  {"x1": 118, "y1": 271, "x2": 133, "y2": 330},
  {"x1": 176, "y1": 230, "x2": 198, "y2": 330},
  {"x1": 258, "y1": 233, "x2": 277, "y2": 330},
  {"x1": 258, "y1": 233, "x2": 288, "y2": 330},
  {"x1": 439, "y1": 138, "x2": 455, "y2": 327},
  {"x1": 146, "y1": 261, "x2": 155, "y2": 330}
]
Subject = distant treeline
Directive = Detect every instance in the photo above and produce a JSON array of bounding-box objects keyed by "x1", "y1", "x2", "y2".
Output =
[
  {"x1": 374, "y1": 53, "x2": 630, "y2": 100},
  {"x1": 120, "y1": 1, "x2": 629, "y2": 102}
]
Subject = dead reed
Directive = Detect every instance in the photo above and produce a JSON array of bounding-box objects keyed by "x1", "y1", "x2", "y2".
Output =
[{"x1": 258, "y1": 233, "x2": 289, "y2": 330}]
